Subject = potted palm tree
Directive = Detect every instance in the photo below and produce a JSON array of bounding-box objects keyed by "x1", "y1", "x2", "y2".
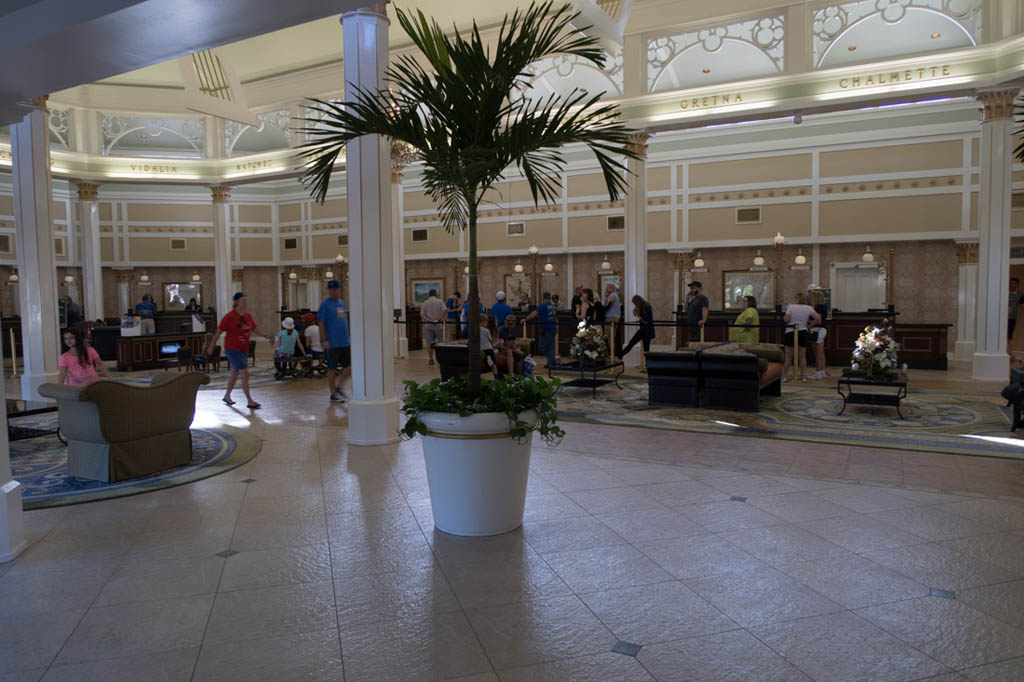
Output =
[{"x1": 301, "y1": 1, "x2": 636, "y2": 535}]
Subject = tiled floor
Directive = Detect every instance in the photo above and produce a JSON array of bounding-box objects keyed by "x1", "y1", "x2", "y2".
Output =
[{"x1": 3, "y1": 355, "x2": 1024, "y2": 681}]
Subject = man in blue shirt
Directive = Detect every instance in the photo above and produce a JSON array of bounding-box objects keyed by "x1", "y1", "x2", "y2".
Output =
[
  {"x1": 527, "y1": 291, "x2": 558, "y2": 367},
  {"x1": 490, "y1": 291, "x2": 513, "y2": 326},
  {"x1": 461, "y1": 299, "x2": 485, "y2": 336},
  {"x1": 317, "y1": 280, "x2": 351, "y2": 403},
  {"x1": 136, "y1": 294, "x2": 158, "y2": 335}
]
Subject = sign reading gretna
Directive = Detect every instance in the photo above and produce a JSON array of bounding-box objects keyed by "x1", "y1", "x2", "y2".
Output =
[{"x1": 679, "y1": 93, "x2": 744, "y2": 110}]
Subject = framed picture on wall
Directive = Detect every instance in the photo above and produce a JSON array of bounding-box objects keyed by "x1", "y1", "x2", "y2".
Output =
[
  {"x1": 504, "y1": 273, "x2": 532, "y2": 304},
  {"x1": 410, "y1": 279, "x2": 444, "y2": 306},
  {"x1": 721, "y1": 270, "x2": 774, "y2": 309},
  {"x1": 163, "y1": 282, "x2": 202, "y2": 311},
  {"x1": 598, "y1": 274, "x2": 621, "y2": 298}
]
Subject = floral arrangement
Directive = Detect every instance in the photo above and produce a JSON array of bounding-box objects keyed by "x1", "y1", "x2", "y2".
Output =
[
  {"x1": 570, "y1": 322, "x2": 609, "y2": 365},
  {"x1": 851, "y1": 319, "x2": 901, "y2": 378}
]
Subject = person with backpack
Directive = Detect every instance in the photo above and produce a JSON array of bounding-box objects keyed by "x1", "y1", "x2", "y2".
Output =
[{"x1": 527, "y1": 291, "x2": 559, "y2": 367}]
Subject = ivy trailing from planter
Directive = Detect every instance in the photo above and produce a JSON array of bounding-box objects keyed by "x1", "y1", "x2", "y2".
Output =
[{"x1": 400, "y1": 376, "x2": 564, "y2": 446}]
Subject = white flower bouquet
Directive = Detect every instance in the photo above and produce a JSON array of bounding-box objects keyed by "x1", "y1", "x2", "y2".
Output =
[
  {"x1": 569, "y1": 322, "x2": 609, "y2": 365},
  {"x1": 850, "y1": 319, "x2": 901, "y2": 379}
]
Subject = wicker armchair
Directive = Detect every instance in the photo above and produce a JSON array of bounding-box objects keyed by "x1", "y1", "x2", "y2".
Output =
[{"x1": 38, "y1": 372, "x2": 210, "y2": 482}]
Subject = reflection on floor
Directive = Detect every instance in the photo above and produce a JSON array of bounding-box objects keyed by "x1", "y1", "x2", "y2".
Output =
[{"x1": 2, "y1": 353, "x2": 1024, "y2": 681}]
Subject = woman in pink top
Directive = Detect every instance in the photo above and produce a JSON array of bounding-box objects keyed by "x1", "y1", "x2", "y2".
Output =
[{"x1": 58, "y1": 326, "x2": 110, "y2": 386}]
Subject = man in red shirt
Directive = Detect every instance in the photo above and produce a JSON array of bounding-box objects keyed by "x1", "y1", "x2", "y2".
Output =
[{"x1": 206, "y1": 292, "x2": 272, "y2": 408}]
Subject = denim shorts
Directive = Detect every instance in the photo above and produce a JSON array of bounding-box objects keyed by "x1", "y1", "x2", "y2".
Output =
[{"x1": 225, "y1": 349, "x2": 248, "y2": 371}]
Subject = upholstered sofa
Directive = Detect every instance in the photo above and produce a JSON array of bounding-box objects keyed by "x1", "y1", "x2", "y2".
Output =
[
  {"x1": 38, "y1": 372, "x2": 210, "y2": 482},
  {"x1": 694, "y1": 342, "x2": 783, "y2": 411},
  {"x1": 645, "y1": 342, "x2": 783, "y2": 411},
  {"x1": 435, "y1": 339, "x2": 533, "y2": 381},
  {"x1": 645, "y1": 351, "x2": 701, "y2": 407}
]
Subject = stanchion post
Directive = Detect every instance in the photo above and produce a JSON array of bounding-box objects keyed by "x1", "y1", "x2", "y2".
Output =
[
  {"x1": 9, "y1": 328, "x2": 16, "y2": 377},
  {"x1": 792, "y1": 325, "x2": 799, "y2": 381},
  {"x1": 699, "y1": 324, "x2": 705, "y2": 343}
]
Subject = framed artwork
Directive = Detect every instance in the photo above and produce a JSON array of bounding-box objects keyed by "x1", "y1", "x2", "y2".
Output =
[
  {"x1": 410, "y1": 279, "x2": 444, "y2": 306},
  {"x1": 163, "y1": 282, "x2": 202, "y2": 311},
  {"x1": 504, "y1": 273, "x2": 532, "y2": 303},
  {"x1": 721, "y1": 270, "x2": 774, "y2": 309},
  {"x1": 598, "y1": 274, "x2": 621, "y2": 298}
]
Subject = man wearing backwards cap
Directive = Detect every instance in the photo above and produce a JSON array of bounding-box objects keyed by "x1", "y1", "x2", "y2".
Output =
[
  {"x1": 490, "y1": 290, "x2": 513, "y2": 326},
  {"x1": 318, "y1": 279, "x2": 351, "y2": 403}
]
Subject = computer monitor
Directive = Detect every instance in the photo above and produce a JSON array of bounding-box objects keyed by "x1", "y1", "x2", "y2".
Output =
[{"x1": 159, "y1": 342, "x2": 182, "y2": 358}]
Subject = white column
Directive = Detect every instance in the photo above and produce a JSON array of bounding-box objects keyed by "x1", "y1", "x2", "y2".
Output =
[
  {"x1": 306, "y1": 268, "x2": 322, "y2": 309},
  {"x1": 211, "y1": 186, "x2": 232, "y2": 318},
  {"x1": 622, "y1": 132, "x2": 650, "y2": 367},
  {"x1": 955, "y1": 241, "x2": 978, "y2": 362},
  {"x1": 75, "y1": 182, "x2": 104, "y2": 321},
  {"x1": 342, "y1": 4, "x2": 399, "y2": 445},
  {"x1": 972, "y1": 90, "x2": 1017, "y2": 381},
  {"x1": 0, "y1": 369, "x2": 27, "y2": 563},
  {"x1": 12, "y1": 97, "x2": 60, "y2": 399},
  {"x1": 391, "y1": 162, "x2": 408, "y2": 358},
  {"x1": 116, "y1": 271, "x2": 132, "y2": 317}
]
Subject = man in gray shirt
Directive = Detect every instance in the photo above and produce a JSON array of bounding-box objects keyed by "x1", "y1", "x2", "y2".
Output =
[
  {"x1": 1010, "y1": 278, "x2": 1023, "y2": 342},
  {"x1": 420, "y1": 289, "x2": 446, "y2": 366}
]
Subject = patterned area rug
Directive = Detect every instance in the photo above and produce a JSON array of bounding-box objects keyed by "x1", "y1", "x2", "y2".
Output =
[
  {"x1": 555, "y1": 376, "x2": 1024, "y2": 459},
  {"x1": 8, "y1": 414, "x2": 262, "y2": 509},
  {"x1": 111, "y1": 359, "x2": 282, "y2": 390}
]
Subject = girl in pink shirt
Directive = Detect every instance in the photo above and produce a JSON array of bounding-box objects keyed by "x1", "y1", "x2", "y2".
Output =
[{"x1": 58, "y1": 326, "x2": 110, "y2": 386}]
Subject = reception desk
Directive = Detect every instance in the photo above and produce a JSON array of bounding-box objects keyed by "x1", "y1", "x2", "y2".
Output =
[
  {"x1": 674, "y1": 311, "x2": 950, "y2": 371},
  {"x1": 155, "y1": 312, "x2": 215, "y2": 334},
  {"x1": 116, "y1": 332, "x2": 209, "y2": 371}
]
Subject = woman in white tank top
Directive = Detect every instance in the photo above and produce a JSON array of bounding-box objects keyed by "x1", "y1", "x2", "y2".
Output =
[{"x1": 782, "y1": 293, "x2": 821, "y2": 382}]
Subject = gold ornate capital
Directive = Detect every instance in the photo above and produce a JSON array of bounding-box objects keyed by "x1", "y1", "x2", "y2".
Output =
[
  {"x1": 977, "y1": 90, "x2": 1019, "y2": 121},
  {"x1": 343, "y1": 2, "x2": 388, "y2": 19},
  {"x1": 31, "y1": 95, "x2": 49, "y2": 109},
  {"x1": 116, "y1": 269, "x2": 133, "y2": 283},
  {"x1": 957, "y1": 241, "x2": 979, "y2": 264},
  {"x1": 210, "y1": 185, "x2": 232, "y2": 203},
  {"x1": 306, "y1": 266, "x2": 323, "y2": 281},
  {"x1": 75, "y1": 182, "x2": 99, "y2": 201},
  {"x1": 391, "y1": 166, "x2": 404, "y2": 183},
  {"x1": 625, "y1": 131, "x2": 652, "y2": 158},
  {"x1": 232, "y1": 268, "x2": 244, "y2": 282}
]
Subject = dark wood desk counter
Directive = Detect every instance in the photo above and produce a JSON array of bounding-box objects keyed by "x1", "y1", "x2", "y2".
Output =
[{"x1": 116, "y1": 331, "x2": 209, "y2": 371}]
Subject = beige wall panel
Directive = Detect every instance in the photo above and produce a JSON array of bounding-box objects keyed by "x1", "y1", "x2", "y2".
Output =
[
  {"x1": 972, "y1": 138, "x2": 979, "y2": 166},
  {"x1": 649, "y1": 166, "x2": 671, "y2": 192},
  {"x1": 279, "y1": 238, "x2": 302, "y2": 260},
  {"x1": 238, "y1": 237, "x2": 273, "y2": 261},
  {"x1": 970, "y1": 192, "x2": 978, "y2": 230},
  {"x1": 648, "y1": 210, "x2": 670, "y2": 243},
  {"x1": 310, "y1": 198, "x2": 346, "y2": 220},
  {"x1": 568, "y1": 173, "x2": 615, "y2": 198},
  {"x1": 129, "y1": 236, "x2": 214, "y2": 261},
  {"x1": 689, "y1": 202, "x2": 812, "y2": 241},
  {"x1": 476, "y1": 218, "x2": 562, "y2": 251},
  {"x1": 101, "y1": 237, "x2": 113, "y2": 261},
  {"x1": 1013, "y1": 210, "x2": 1024, "y2": 229},
  {"x1": 51, "y1": 201, "x2": 66, "y2": 220},
  {"x1": 568, "y1": 215, "x2": 623, "y2": 247},
  {"x1": 128, "y1": 203, "x2": 212, "y2": 222},
  {"x1": 690, "y1": 154, "x2": 811, "y2": 188},
  {"x1": 98, "y1": 202, "x2": 112, "y2": 220},
  {"x1": 403, "y1": 191, "x2": 437, "y2": 212},
  {"x1": 279, "y1": 203, "x2": 302, "y2": 223},
  {"x1": 311, "y1": 233, "x2": 342, "y2": 256},
  {"x1": 819, "y1": 195, "x2": 961, "y2": 235},
  {"x1": 405, "y1": 226, "x2": 459, "y2": 255},
  {"x1": 0, "y1": 195, "x2": 12, "y2": 215},
  {"x1": 237, "y1": 204, "x2": 271, "y2": 223},
  {"x1": 820, "y1": 141, "x2": 961, "y2": 177}
]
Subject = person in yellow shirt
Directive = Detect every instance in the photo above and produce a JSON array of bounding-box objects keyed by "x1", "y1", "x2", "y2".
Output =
[{"x1": 729, "y1": 295, "x2": 760, "y2": 343}]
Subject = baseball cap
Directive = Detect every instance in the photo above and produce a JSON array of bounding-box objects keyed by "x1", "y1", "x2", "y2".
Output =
[
  {"x1": 233, "y1": 292, "x2": 245, "y2": 301},
  {"x1": 496, "y1": 291, "x2": 506, "y2": 301},
  {"x1": 688, "y1": 281, "x2": 702, "y2": 288},
  {"x1": 327, "y1": 279, "x2": 340, "y2": 289},
  {"x1": 282, "y1": 317, "x2": 295, "y2": 330}
]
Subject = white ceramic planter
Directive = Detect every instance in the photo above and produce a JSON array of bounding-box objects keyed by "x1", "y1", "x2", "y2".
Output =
[{"x1": 420, "y1": 410, "x2": 536, "y2": 536}]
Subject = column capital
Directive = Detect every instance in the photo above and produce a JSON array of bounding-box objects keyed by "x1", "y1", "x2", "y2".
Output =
[
  {"x1": 957, "y1": 241, "x2": 979, "y2": 264},
  {"x1": 342, "y1": 3, "x2": 389, "y2": 19},
  {"x1": 625, "y1": 131, "x2": 652, "y2": 157},
  {"x1": 210, "y1": 185, "x2": 232, "y2": 203},
  {"x1": 976, "y1": 90, "x2": 1019, "y2": 121},
  {"x1": 232, "y1": 268, "x2": 244, "y2": 282},
  {"x1": 306, "y1": 265, "x2": 324, "y2": 281},
  {"x1": 74, "y1": 181, "x2": 100, "y2": 201},
  {"x1": 115, "y1": 269, "x2": 133, "y2": 283},
  {"x1": 31, "y1": 95, "x2": 49, "y2": 109}
]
